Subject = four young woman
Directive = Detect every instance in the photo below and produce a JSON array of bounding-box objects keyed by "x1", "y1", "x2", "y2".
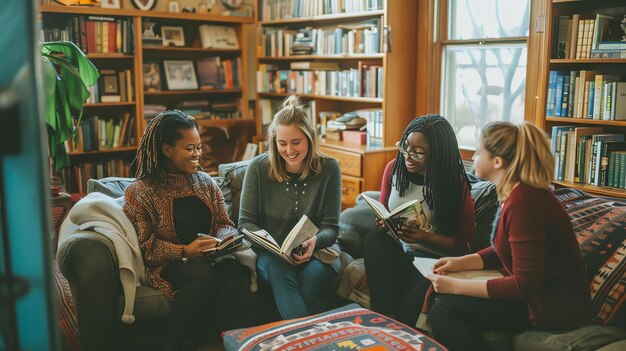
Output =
[{"x1": 123, "y1": 100, "x2": 590, "y2": 350}]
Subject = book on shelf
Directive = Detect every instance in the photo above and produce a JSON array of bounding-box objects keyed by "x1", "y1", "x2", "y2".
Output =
[
  {"x1": 290, "y1": 61, "x2": 340, "y2": 71},
  {"x1": 241, "y1": 215, "x2": 318, "y2": 265},
  {"x1": 197, "y1": 57, "x2": 222, "y2": 89},
  {"x1": 360, "y1": 193, "x2": 432, "y2": 242},
  {"x1": 412, "y1": 257, "x2": 503, "y2": 281},
  {"x1": 200, "y1": 234, "x2": 249, "y2": 257},
  {"x1": 198, "y1": 25, "x2": 239, "y2": 49}
]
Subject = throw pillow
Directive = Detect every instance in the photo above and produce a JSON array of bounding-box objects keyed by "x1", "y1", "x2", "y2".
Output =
[
  {"x1": 218, "y1": 159, "x2": 251, "y2": 223},
  {"x1": 337, "y1": 191, "x2": 380, "y2": 259},
  {"x1": 555, "y1": 188, "x2": 626, "y2": 326},
  {"x1": 87, "y1": 177, "x2": 136, "y2": 198},
  {"x1": 222, "y1": 303, "x2": 446, "y2": 351}
]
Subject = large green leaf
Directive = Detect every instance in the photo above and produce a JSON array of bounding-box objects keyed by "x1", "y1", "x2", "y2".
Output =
[{"x1": 41, "y1": 41, "x2": 99, "y2": 172}]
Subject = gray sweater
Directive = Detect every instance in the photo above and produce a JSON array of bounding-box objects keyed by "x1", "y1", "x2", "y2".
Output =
[{"x1": 238, "y1": 153, "x2": 342, "y2": 250}]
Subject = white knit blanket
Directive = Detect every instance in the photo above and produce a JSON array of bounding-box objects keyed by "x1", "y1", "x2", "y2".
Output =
[{"x1": 57, "y1": 192, "x2": 144, "y2": 324}]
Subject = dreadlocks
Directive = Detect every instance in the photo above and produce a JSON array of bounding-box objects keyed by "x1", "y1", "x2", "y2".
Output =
[
  {"x1": 131, "y1": 110, "x2": 198, "y2": 180},
  {"x1": 392, "y1": 114, "x2": 469, "y2": 235}
]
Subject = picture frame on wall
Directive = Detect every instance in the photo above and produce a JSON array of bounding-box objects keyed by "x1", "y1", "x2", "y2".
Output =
[
  {"x1": 168, "y1": 0, "x2": 180, "y2": 13},
  {"x1": 130, "y1": 0, "x2": 157, "y2": 10},
  {"x1": 163, "y1": 60, "x2": 198, "y2": 90},
  {"x1": 161, "y1": 26, "x2": 185, "y2": 47}
]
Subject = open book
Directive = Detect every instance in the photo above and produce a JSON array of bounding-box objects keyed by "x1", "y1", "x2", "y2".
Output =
[
  {"x1": 241, "y1": 215, "x2": 318, "y2": 265},
  {"x1": 201, "y1": 234, "x2": 249, "y2": 257},
  {"x1": 412, "y1": 257, "x2": 504, "y2": 280},
  {"x1": 361, "y1": 193, "x2": 432, "y2": 240}
]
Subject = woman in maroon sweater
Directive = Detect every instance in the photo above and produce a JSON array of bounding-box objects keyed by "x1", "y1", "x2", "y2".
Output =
[
  {"x1": 364, "y1": 115, "x2": 476, "y2": 327},
  {"x1": 426, "y1": 121, "x2": 591, "y2": 351}
]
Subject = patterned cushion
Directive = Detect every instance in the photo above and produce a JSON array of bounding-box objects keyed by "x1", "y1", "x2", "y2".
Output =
[
  {"x1": 554, "y1": 188, "x2": 626, "y2": 326},
  {"x1": 222, "y1": 303, "x2": 446, "y2": 351},
  {"x1": 218, "y1": 159, "x2": 251, "y2": 224}
]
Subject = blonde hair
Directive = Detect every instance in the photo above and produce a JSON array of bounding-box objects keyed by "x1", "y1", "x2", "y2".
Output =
[
  {"x1": 480, "y1": 121, "x2": 554, "y2": 201},
  {"x1": 266, "y1": 95, "x2": 324, "y2": 182}
]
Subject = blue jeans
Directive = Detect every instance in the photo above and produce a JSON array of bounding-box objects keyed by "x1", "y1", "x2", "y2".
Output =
[{"x1": 256, "y1": 251, "x2": 337, "y2": 319}]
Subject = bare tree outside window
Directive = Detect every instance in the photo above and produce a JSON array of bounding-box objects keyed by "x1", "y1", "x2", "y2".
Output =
[{"x1": 441, "y1": 0, "x2": 530, "y2": 148}]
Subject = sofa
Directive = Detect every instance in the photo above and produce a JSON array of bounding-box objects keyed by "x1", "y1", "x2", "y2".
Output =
[
  {"x1": 56, "y1": 160, "x2": 280, "y2": 351},
  {"x1": 337, "y1": 185, "x2": 626, "y2": 351},
  {"x1": 57, "y1": 158, "x2": 626, "y2": 351}
]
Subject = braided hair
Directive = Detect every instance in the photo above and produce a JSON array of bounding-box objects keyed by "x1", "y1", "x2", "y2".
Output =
[
  {"x1": 131, "y1": 110, "x2": 198, "y2": 180},
  {"x1": 392, "y1": 114, "x2": 469, "y2": 235}
]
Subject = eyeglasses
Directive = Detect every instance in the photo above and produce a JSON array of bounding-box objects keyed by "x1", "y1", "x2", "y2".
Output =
[{"x1": 396, "y1": 141, "x2": 426, "y2": 161}]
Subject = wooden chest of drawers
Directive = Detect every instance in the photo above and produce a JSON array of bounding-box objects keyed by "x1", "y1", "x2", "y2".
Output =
[{"x1": 320, "y1": 140, "x2": 396, "y2": 208}]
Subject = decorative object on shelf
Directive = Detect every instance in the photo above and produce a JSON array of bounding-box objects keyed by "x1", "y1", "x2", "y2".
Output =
[
  {"x1": 130, "y1": 0, "x2": 157, "y2": 11},
  {"x1": 163, "y1": 60, "x2": 198, "y2": 90},
  {"x1": 182, "y1": 6, "x2": 196, "y2": 13},
  {"x1": 40, "y1": 41, "x2": 99, "y2": 172},
  {"x1": 621, "y1": 15, "x2": 626, "y2": 41},
  {"x1": 100, "y1": 0, "x2": 121, "y2": 8},
  {"x1": 221, "y1": 0, "x2": 242, "y2": 10},
  {"x1": 143, "y1": 60, "x2": 162, "y2": 92},
  {"x1": 198, "y1": 24, "x2": 239, "y2": 49},
  {"x1": 142, "y1": 21, "x2": 162, "y2": 47},
  {"x1": 167, "y1": 0, "x2": 180, "y2": 13},
  {"x1": 197, "y1": 0, "x2": 216, "y2": 13},
  {"x1": 161, "y1": 26, "x2": 185, "y2": 47}
]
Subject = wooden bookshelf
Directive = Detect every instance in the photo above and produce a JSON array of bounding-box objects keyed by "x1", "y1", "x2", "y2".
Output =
[
  {"x1": 537, "y1": 0, "x2": 626, "y2": 197},
  {"x1": 255, "y1": 0, "x2": 417, "y2": 206},
  {"x1": 41, "y1": 3, "x2": 253, "y2": 191}
]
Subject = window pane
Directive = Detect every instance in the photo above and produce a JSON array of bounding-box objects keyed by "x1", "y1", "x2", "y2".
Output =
[
  {"x1": 442, "y1": 45, "x2": 527, "y2": 149},
  {"x1": 449, "y1": 0, "x2": 530, "y2": 40}
]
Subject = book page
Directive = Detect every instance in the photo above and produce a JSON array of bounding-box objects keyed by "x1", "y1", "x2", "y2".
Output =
[
  {"x1": 389, "y1": 201, "x2": 432, "y2": 232},
  {"x1": 412, "y1": 257, "x2": 504, "y2": 281},
  {"x1": 280, "y1": 215, "x2": 319, "y2": 254},
  {"x1": 242, "y1": 228, "x2": 280, "y2": 252},
  {"x1": 361, "y1": 193, "x2": 390, "y2": 219}
]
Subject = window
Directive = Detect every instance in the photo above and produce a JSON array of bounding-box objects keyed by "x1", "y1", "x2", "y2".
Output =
[{"x1": 440, "y1": 0, "x2": 530, "y2": 149}]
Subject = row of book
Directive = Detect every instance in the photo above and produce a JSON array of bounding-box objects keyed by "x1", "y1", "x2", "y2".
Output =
[
  {"x1": 257, "y1": 63, "x2": 383, "y2": 98},
  {"x1": 42, "y1": 15, "x2": 134, "y2": 54},
  {"x1": 546, "y1": 70, "x2": 625, "y2": 120},
  {"x1": 552, "y1": 14, "x2": 625, "y2": 60},
  {"x1": 261, "y1": 20, "x2": 380, "y2": 57},
  {"x1": 86, "y1": 68, "x2": 134, "y2": 103},
  {"x1": 66, "y1": 113, "x2": 136, "y2": 152},
  {"x1": 144, "y1": 101, "x2": 242, "y2": 120},
  {"x1": 551, "y1": 126, "x2": 626, "y2": 189},
  {"x1": 59, "y1": 159, "x2": 133, "y2": 194},
  {"x1": 260, "y1": 0, "x2": 384, "y2": 21}
]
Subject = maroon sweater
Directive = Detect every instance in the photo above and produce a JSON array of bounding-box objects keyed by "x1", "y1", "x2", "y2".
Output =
[
  {"x1": 380, "y1": 159, "x2": 476, "y2": 255},
  {"x1": 478, "y1": 182, "x2": 591, "y2": 329}
]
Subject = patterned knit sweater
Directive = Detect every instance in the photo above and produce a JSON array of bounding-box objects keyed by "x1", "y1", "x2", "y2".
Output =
[{"x1": 123, "y1": 171, "x2": 237, "y2": 300}]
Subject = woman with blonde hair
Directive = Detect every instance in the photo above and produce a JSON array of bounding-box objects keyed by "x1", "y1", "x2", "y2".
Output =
[
  {"x1": 425, "y1": 121, "x2": 590, "y2": 351},
  {"x1": 239, "y1": 95, "x2": 342, "y2": 319}
]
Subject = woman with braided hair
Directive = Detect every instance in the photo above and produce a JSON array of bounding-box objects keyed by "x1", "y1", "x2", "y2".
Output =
[
  {"x1": 363, "y1": 114, "x2": 476, "y2": 327},
  {"x1": 123, "y1": 110, "x2": 250, "y2": 350}
]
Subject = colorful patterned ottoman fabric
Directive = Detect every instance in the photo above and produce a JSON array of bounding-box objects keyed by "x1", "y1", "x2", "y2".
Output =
[
  {"x1": 223, "y1": 303, "x2": 446, "y2": 351},
  {"x1": 554, "y1": 188, "x2": 626, "y2": 326}
]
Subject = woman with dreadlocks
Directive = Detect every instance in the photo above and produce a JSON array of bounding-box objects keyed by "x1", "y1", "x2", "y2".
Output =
[
  {"x1": 363, "y1": 114, "x2": 476, "y2": 327},
  {"x1": 123, "y1": 110, "x2": 250, "y2": 350}
]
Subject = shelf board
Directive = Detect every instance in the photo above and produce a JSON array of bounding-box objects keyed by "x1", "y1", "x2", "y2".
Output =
[
  {"x1": 545, "y1": 117, "x2": 626, "y2": 127},
  {"x1": 86, "y1": 53, "x2": 134, "y2": 59},
  {"x1": 550, "y1": 59, "x2": 626, "y2": 64},
  {"x1": 68, "y1": 146, "x2": 136, "y2": 156},
  {"x1": 259, "y1": 10, "x2": 384, "y2": 25},
  {"x1": 258, "y1": 54, "x2": 384, "y2": 60},
  {"x1": 143, "y1": 47, "x2": 241, "y2": 54},
  {"x1": 39, "y1": 4, "x2": 253, "y2": 23},
  {"x1": 144, "y1": 88, "x2": 242, "y2": 96},
  {"x1": 83, "y1": 102, "x2": 136, "y2": 107},
  {"x1": 258, "y1": 92, "x2": 382, "y2": 104},
  {"x1": 552, "y1": 181, "x2": 626, "y2": 198}
]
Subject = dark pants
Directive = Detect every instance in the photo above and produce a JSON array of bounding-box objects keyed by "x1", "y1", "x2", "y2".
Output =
[
  {"x1": 160, "y1": 259, "x2": 251, "y2": 350},
  {"x1": 364, "y1": 231, "x2": 433, "y2": 327},
  {"x1": 429, "y1": 294, "x2": 530, "y2": 351}
]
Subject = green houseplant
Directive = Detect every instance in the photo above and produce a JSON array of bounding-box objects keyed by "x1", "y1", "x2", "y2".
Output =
[{"x1": 40, "y1": 41, "x2": 99, "y2": 173}]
